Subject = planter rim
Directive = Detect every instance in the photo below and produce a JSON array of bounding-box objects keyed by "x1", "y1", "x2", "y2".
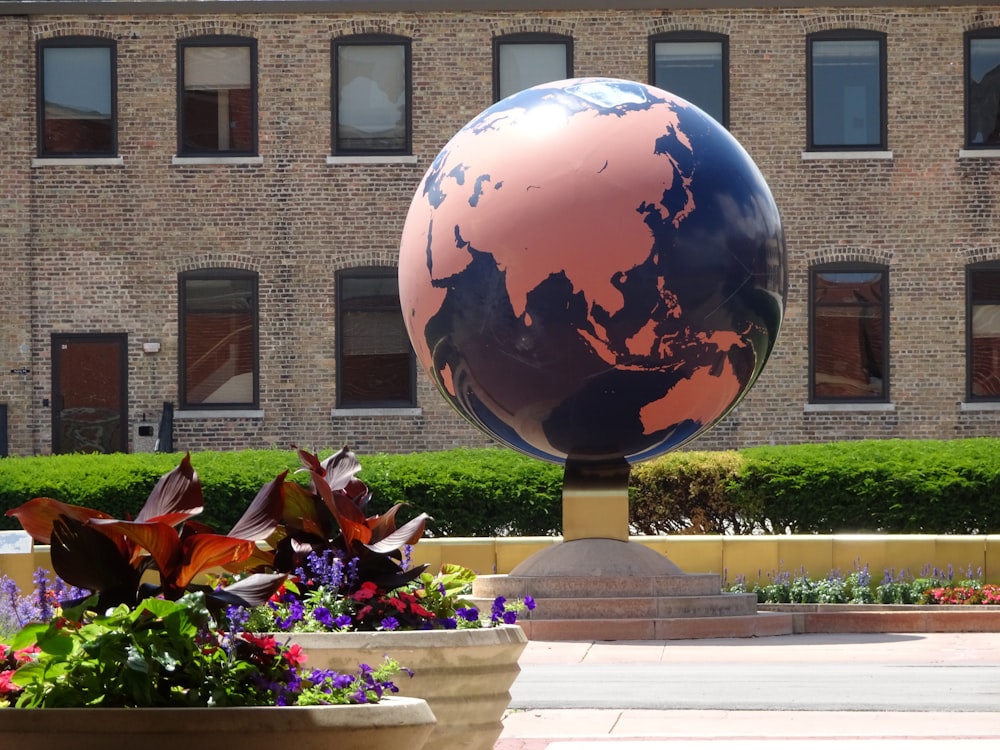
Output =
[
  {"x1": 269, "y1": 623, "x2": 527, "y2": 648},
  {"x1": 0, "y1": 696, "x2": 434, "y2": 730}
]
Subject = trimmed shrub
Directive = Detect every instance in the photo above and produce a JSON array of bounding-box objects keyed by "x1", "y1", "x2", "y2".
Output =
[
  {"x1": 730, "y1": 439, "x2": 1000, "y2": 534},
  {"x1": 361, "y1": 449, "x2": 562, "y2": 536},
  {"x1": 628, "y1": 451, "x2": 747, "y2": 534},
  {"x1": 2, "y1": 439, "x2": 1000, "y2": 536}
]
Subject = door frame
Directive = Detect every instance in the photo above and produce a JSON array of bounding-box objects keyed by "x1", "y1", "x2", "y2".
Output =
[{"x1": 51, "y1": 332, "x2": 128, "y2": 454}]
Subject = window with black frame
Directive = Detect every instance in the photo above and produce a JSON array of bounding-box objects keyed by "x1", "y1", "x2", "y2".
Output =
[
  {"x1": 179, "y1": 270, "x2": 258, "y2": 408},
  {"x1": 37, "y1": 36, "x2": 116, "y2": 157},
  {"x1": 967, "y1": 263, "x2": 1000, "y2": 399},
  {"x1": 810, "y1": 265, "x2": 888, "y2": 402},
  {"x1": 493, "y1": 33, "x2": 572, "y2": 101},
  {"x1": 966, "y1": 29, "x2": 1000, "y2": 148},
  {"x1": 807, "y1": 30, "x2": 887, "y2": 150},
  {"x1": 178, "y1": 36, "x2": 257, "y2": 156},
  {"x1": 336, "y1": 269, "x2": 415, "y2": 408},
  {"x1": 649, "y1": 31, "x2": 728, "y2": 127},
  {"x1": 332, "y1": 35, "x2": 411, "y2": 155}
]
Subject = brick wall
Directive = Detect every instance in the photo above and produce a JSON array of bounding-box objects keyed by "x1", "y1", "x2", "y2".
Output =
[{"x1": 2, "y1": 3, "x2": 999, "y2": 457}]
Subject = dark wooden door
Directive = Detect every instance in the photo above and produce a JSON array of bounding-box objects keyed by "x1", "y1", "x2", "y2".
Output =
[{"x1": 51, "y1": 333, "x2": 127, "y2": 454}]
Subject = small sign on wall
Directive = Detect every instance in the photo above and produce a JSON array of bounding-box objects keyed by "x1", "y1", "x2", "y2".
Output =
[{"x1": 0, "y1": 529, "x2": 32, "y2": 554}]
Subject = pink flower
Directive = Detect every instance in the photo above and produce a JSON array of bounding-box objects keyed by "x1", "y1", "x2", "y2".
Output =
[{"x1": 283, "y1": 643, "x2": 307, "y2": 666}]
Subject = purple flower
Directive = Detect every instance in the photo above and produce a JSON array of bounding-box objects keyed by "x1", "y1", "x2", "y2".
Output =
[
  {"x1": 275, "y1": 598, "x2": 305, "y2": 630},
  {"x1": 334, "y1": 673, "x2": 354, "y2": 689},
  {"x1": 226, "y1": 605, "x2": 250, "y2": 632},
  {"x1": 456, "y1": 607, "x2": 479, "y2": 623},
  {"x1": 524, "y1": 595, "x2": 536, "y2": 611},
  {"x1": 490, "y1": 596, "x2": 507, "y2": 624},
  {"x1": 440, "y1": 617, "x2": 458, "y2": 629},
  {"x1": 312, "y1": 606, "x2": 335, "y2": 629},
  {"x1": 334, "y1": 614, "x2": 353, "y2": 629},
  {"x1": 502, "y1": 610, "x2": 518, "y2": 625},
  {"x1": 379, "y1": 617, "x2": 400, "y2": 631},
  {"x1": 32, "y1": 568, "x2": 54, "y2": 623}
]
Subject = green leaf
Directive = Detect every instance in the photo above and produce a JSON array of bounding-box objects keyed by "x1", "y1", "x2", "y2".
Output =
[
  {"x1": 126, "y1": 645, "x2": 150, "y2": 674},
  {"x1": 35, "y1": 627, "x2": 76, "y2": 656},
  {"x1": 10, "y1": 622, "x2": 48, "y2": 650}
]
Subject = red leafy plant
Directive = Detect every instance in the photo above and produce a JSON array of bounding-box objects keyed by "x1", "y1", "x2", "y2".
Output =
[
  {"x1": 263, "y1": 446, "x2": 431, "y2": 590},
  {"x1": 233, "y1": 447, "x2": 534, "y2": 632},
  {"x1": 5, "y1": 454, "x2": 287, "y2": 612}
]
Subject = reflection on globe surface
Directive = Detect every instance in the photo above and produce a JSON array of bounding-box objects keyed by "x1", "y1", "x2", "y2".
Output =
[{"x1": 399, "y1": 78, "x2": 786, "y2": 466}]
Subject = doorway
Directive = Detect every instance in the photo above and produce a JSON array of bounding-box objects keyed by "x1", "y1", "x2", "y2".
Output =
[{"x1": 51, "y1": 333, "x2": 128, "y2": 454}]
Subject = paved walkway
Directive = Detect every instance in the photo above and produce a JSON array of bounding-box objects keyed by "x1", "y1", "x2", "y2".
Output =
[{"x1": 495, "y1": 632, "x2": 1000, "y2": 749}]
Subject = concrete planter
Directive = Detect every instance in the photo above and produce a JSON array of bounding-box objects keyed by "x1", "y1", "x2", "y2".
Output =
[
  {"x1": 0, "y1": 697, "x2": 436, "y2": 750},
  {"x1": 282, "y1": 625, "x2": 527, "y2": 750},
  {"x1": 758, "y1": 603, "x2": 1000, "y2": 633}
]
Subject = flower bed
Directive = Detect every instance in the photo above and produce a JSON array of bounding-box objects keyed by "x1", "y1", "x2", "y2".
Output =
[{"x1": 726, "y1": 563, "x2": 1000, "y2": 606}]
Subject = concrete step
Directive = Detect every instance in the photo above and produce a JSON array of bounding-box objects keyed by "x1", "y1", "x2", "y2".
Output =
[
  {"x1": 470, "y1": 593, "x2": 758, "y2": 620},
  {"x1": 474, "y1": 573, "x2": 723, "y2": 599}
]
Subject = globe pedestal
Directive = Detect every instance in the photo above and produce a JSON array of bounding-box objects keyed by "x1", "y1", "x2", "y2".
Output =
[
  {"x1": 561, "y1": 458, "x2": 630, "y2": 542},
  {"x1": 471, "y1": 463, "x2": 794, "y2": 640}
]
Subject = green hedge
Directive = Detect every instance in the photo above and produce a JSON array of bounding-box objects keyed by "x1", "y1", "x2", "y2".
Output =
[
  {"x1": 0, "y1": 448, "x2": 563, "y2": 536},
  {"x1": 731, "y1": 439, "x2": 1000, "y2": 534},
  {"x1": 1, "y1": 439, "x2": 999, "y2": 536}
]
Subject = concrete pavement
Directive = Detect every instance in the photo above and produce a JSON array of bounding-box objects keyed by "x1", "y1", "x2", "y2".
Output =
[{"x1": 495, "y1": 632, "x2": 1000, "y2": 748}]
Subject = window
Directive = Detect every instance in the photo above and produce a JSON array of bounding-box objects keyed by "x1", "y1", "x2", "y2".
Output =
[
  {"x1": 809, "y1": 264, "x2": 888, "y2": 402},
  {"x1": 967, "y1": 263, "x2": 1000, "y2": 399},
  {"x1": 336, "y1": 268, "x2": 415, "y2": 407},
  {"x1": 807, "y1": 31, "x2": 886, "y2": 150},
  {"x1": 178, "y1": 36, "x2": 257, "y2": 156},
  {"x1": 493, "y1": 33, "x2": 572, "y2": 101},
  {"x1": 37, "y1": 36, "x2": 116, "y2": 157},
  {"x1": 332, "y1": 35, "x2": 411, "y2": 155},
  {"x1": 966, "y1": 29, "x2": 1000, "y2": 148},
  {"x1": 179, "y1": 270, "x2": 258, "y2": 408},
  {"x1": 649, "y1": 32, "x2": 728, "y2": 126}
]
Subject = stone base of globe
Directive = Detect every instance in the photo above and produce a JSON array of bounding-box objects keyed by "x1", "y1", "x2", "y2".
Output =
[
  {"x1": 509, "y1": 537, "x2": 684, "y2": 577},
  {"x1": 471, "y1": 539, "x2": 795, "y2": 640}
]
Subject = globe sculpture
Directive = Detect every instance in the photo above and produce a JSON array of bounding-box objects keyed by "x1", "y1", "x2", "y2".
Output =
[{"x1": 399, "y1": 78, "x2": 786, "y2": 470}]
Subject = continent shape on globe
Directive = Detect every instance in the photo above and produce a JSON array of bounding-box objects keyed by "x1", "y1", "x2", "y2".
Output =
[{"x1": 399, "y1": 78, "x2": 786, "y2": 466}]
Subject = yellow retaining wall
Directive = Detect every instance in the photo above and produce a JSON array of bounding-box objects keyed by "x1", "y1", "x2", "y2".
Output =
[{"x1": 2, "y1": 535, "x2": 998, "y2": 593}]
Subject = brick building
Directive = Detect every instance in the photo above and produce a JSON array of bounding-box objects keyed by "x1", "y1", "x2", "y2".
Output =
[{"x1": 0, "y1": 0, "x2": 998, "y2": 457}]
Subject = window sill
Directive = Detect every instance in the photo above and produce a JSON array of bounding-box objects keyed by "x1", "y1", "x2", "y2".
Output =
[
  {"x1": 804, "y1": 402, "x2": 896, "y2": 413},
  {"x1": 801, "y1": 150, "x2": 893, "y2": 161},
  {"x1": 31, "y1": 157, "x2": 124, "y2": 168},
  {"x1": 958, "y1": 149, "x2": 1000, "y2": 159},
  {"x1": 171, "y1": 156, "x2": 264, "y2": 166},
  {"x1": 330, "y1": 407, "x2": 422, "y2": 417},
  {"x1": 174, "y1": 409, "x2": 265, "y2": 419},
  {"x1": 326, "y1": 155, "x2": 420, "y2": 166},
  {"x1": 960, "y1": 402, "x2": 1000, "y2": 412}
]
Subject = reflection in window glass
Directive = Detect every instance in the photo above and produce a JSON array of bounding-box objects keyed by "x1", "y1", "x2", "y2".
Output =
[
  {"x1": 652, "y1": 40, "x2": 725, "y2": 124},
  {"x1": 810, "y1": 38, "x2": 882, "y2": 148},
  {"x1": 40, "y1": 43, "x2": 114, "y2": 155},
  {"x1": 969, "y1": 267, "x2": 1000, "y2": 398},
  {"x1": 180, "y1": 42, "x2": 254, "y2": 154},
  {"x1": 335, "y1": 42, "x2": 407, "y2": 152},
  {"x1": 181, "y1": 274, "x2": 257, "y2": 407},
  {"x1": 967, "y1": 35, "x2": 1000, "y2": 146},
  {"x1": 811, "y1": 269, "x2": 887, "y2": 400},
  {"x1": 497, "y1": 42, "x2": 569, "y2": 100},
  {"x1": 338, "y1": 271, "x2": 414, "y2": 407}
]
